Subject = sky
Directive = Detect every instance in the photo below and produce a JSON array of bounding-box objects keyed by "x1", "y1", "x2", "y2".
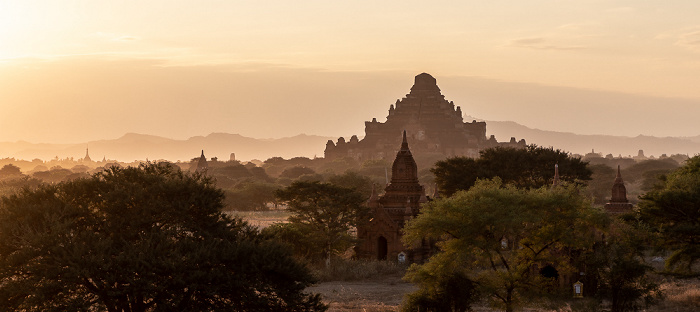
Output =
[{"x1": 2, "y1": 1, "x2": 700, "y2": 144}]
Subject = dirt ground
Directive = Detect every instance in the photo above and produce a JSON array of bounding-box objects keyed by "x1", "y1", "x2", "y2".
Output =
[
  {"x1": 308, "y1": 276, "x2": 414, "y2": 312},
  {"x1": 309, "y1": 275, "x2": 700, "y2": 312}
]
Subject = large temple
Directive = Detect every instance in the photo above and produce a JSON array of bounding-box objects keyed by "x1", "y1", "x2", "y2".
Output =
[
  {"x1": 324, "y1": 73, "x2": 525, "y2": 161},
  {"x1": 355, "y1": 131, "x2": 432, "y2": 262}
]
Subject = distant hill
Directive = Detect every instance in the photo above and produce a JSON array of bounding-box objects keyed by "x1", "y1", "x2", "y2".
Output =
[
  {"x1": 2, "y1": 122, "x2": 700, "y2": 163},
  {"x1": 0, "y1": 133, "x2": 334, "y2": 163},
  {"x1": 486, "y1": 120, "x2": 700, "y2": 157}
]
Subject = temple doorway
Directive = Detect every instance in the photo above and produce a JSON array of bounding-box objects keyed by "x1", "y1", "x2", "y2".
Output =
[{"x1": 377, "y1": 236, "x2": 388, "y2": 260}]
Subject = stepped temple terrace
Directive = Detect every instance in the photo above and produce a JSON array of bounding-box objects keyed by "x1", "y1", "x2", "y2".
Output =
[{"x1": 324, "y1": 73, "x2": 525, "y2": 161}]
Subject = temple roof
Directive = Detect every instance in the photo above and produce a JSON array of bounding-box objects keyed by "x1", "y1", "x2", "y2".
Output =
[
  {"x1": 410, "y1": 73, "x2": 440, "y2": 93},
  {"x1": 610, "y1": 165, "x2": 628, "y2": 203},
  {"x1": 389, "y1": 130, "x2": 419, "y2": 184}
]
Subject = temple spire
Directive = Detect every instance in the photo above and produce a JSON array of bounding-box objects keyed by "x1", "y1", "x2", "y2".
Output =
[
  {"x1": 400, "y1": 130, "x2": 409, "y2": 151},
  {"x1": 615, "y1": 165, "x2": 623, "y2": 183},
  {"x1": 196, "y1": 150, "x2": 208, "y2": 172},
  {"x1": 551, "y1": 164, "x2": 560, "y2": 188},
  {"x1": 83, "y1": 146, "x2": 92, "y2": 162}
]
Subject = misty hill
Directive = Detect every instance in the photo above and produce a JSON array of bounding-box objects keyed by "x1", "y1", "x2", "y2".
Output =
[
  {"x1": 3, "y1": 123, "x2": 700, "y2": 163},
  {"x1": 486, "y1": 121, "x2": 700, "y2": 157},
  {"x1": 0, "y1": 133, "x2": 334, "y2": 163}
]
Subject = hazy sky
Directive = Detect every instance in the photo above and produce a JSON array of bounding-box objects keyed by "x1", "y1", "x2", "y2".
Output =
[{"x1": 2, "y1": 1, "x2": 700, "y2": 143}]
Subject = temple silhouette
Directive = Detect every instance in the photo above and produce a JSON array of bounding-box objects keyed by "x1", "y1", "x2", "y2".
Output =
[{"x1": 324, "y1": 73, "x2": 525, "y2": 161}]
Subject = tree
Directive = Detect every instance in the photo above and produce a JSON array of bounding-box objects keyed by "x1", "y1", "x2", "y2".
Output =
[
  {"x1": 403, "y1": 179, "x2": 603, "y2": 312},
  {"x1": 638, "y1": 155, "x2": 700, "y2": 274},
  {"x1": 327, "y1": 171, "x2": 373, "y2": 198},
  {"x1": 280, "y1": 166, "x2": 316, "y2": 179},
  {"x1": 584, "y1": 220, "x2": 661, "y2": 312},
  {"x1": 0, "y1": 164, "x2": 22, "y2": 179},
  {"x1": 275, "y1": 180, "x2": 369, "y2": 266},
  {"x1": 223, "y1": 181, "x2": 280, "y2": 211},
  {"x1": 432, "y1": 145, "x2": 591, "y2": 197},
  {"x1": 402, "y1": 256, "x2": 477, "y2": 312},
  {"x1": 0, "y1": 162, "x2": 326, "y2": 312}
]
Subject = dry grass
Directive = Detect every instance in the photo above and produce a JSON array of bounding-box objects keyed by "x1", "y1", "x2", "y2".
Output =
[
  {"x1": 652, "y1": 277, "x2": 700, "y2": 312},
  {"x1": 308, "y1": 275, "x2": 413, "y2": 312}
]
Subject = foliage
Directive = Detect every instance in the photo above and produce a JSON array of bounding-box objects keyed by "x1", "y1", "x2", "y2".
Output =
[
  {"x1": 638, "y1": 156, "x2": 700, "y2": 274},
  {"x1": 588, "y1": 220, "x2": 661, "y2": 312},
  {"x1": 402, "y1": 253, "x2": 477, "y2": 312},
  {"x1": 588, "y1": 163, "x2": 616, "y2": 205},
  {"x1": 0, "y1": 176, "x2": 42, "y2": 198},
  {"x1": 275, "y1": 180, "x2": 369, "y2": 265},
  {"x1": 280, "y1": 166, "x2": 316, "y2": 179},
  {"x1": 327, "y1": 171, "x2": 374, "y2": 198},
  {"x1": 0, "y1": 162, "x2": 326, "y2": 312},
  {"x1": 622, "y1": 159, "x2": 680, "y2": 185},
  {"x1": 0, "y1": 164, "x2": 22, "y2": 178},
  {"x1": 432, "y1": 145, "x2": 591, "y2": 197},
  {"x1": 31, "y1": 167, "x2": 79, "y2": 183},
  {"x1": 223, "y1": 181, "x2": 280, "y2": 211},
  {"x1": 262, "y1": 222, "x2": 326, "y2": 262},
  {"x1": 403, "y1": 179, "x2": 604, "y2": 312}
]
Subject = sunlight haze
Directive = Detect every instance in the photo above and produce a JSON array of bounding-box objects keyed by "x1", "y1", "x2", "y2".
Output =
[{"x1": 2, "y1": 1, "x2": 700, "y2": 145}]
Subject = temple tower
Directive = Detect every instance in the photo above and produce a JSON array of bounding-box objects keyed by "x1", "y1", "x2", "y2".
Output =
[
  {"x1": 356, "y1": 131, "x2": 431, "y2": 262},
  {"x1": 196, "y1": 150, "x2": 208, "y2": 173},
  {"x1": 552, "y1": 164, "x2": 560, "y2": 188},
  {"x1": 604, "y1": 165, "x2": 634, "y2": 215},
  {"x1": 83, "y1": 146, "x2": 92, "y2": 162}
]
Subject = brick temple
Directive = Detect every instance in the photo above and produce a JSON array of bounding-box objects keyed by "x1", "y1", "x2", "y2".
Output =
[
  {"x1": 355, "y1": 131, "x2": 432, "y2": 262},
  {"x1": 324, "y1": 73, "x2": 525, "y2": 161},
  {"x1": 604, "y1": 165, "x2": 634, "y2": 214}
]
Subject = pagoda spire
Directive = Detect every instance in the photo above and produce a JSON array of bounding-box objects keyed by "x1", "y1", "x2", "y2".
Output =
[
  {"x1": 400, "y1": 130, "x2": 410, "y2": 152},
  {"x1": 196, "y1": 150, "x2": 208, "y2": 172},
  {"x1": 551, "y1": 164, "x2": 560, "y2": 188},
  {"x1": 610, "y1": 165, "x2": 628, "y2": 202},
  {"x1": 83, "y1": 146, "x2": 92, "y2": 162}
]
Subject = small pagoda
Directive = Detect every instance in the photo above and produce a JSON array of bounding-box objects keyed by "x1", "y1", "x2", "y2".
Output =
[{"x1": 604, "y1": 165, "x2": 634, "y2": 215}]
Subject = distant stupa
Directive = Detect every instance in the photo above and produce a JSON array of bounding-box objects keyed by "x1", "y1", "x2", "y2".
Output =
[
  {"x1": 83, "y1": 147, "x2": 92, "y2": 162},
  {"x1": 196, "y1": 150, "x2": 208, "y2": 172}
]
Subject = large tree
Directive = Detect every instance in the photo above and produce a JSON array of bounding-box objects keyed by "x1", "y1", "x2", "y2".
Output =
[
  {"x1": 0, "y1": 162, "x2": 325, "y2": 312},
  {"x1": 403, "y1": 179, "x2": 603, "y2": 312},
  {"x1": 432, "y1": 145, "x2": 591, "y2": 197},
  {"x1": 638, "y1": 155, "x2": 700, "y2": 274},
  {"x1": 584, "y1": 220, "x2": 661, "y2": 312},
  {"x1": 275, "y1": 180, "x2": 369, "y2": 266}
]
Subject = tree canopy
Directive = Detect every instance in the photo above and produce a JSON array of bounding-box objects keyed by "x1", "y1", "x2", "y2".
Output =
[
  {"x1": 403, "y1": 179, "x2": 603, "y2": 312},
  {"x1": 275, "y1": 180, "x2": 369, "y2": 265},
  {"x1": 431, "y1": 145, "x2": 591, "y2": 197},
  {"x1": 0, "y1": 162, "x2": 325, "y2": 312},
  {"x1": 638, "y1": 155, "x2": 700, "y2": 274}
]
